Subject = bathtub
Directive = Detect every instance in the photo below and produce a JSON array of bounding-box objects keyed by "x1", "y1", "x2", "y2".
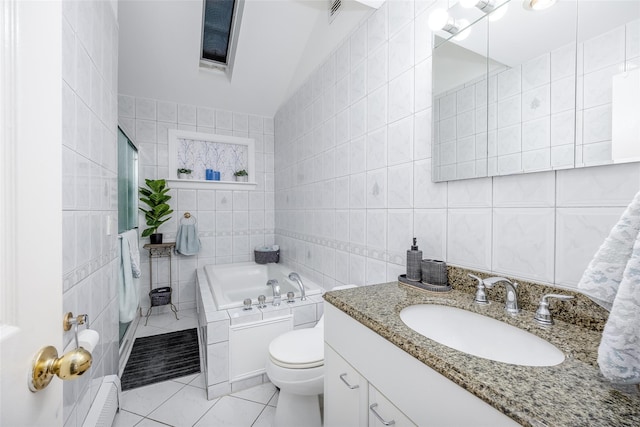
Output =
[
  {"x1": 196, "y1": 262, "x2": 325, "y2": 399},
  {"x1": 204, "y1": 262, "x2": 323, "y2": 310}
]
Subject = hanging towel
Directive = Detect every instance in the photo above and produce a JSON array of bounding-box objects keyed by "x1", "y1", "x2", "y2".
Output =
[
  {"x1": 119, "y1": 229, "x2": 140, "y2": 323},
  {"x1": 578, "y1": 191, "x2": 640, "y2": 384},
  {"x1": 128, "y1": 229, "x2": 141, "y2": 278},
  {"x1": 176, "y1": 223, "x2": 201, "y2": 256}
]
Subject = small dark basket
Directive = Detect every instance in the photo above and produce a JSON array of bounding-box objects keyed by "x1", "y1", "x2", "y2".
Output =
[
  {"x1": 149, "y1": 286, "x2": 172, "y2": 306},
  {"x1": 254, "y1": 249, "x2": 280, "y2": 264}
]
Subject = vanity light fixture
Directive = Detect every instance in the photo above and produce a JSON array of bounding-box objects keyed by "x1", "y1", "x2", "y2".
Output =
[
  {"x1": 460, "y1": 0, "x2": 509, "y2": 22},
  {"x1": 428, "y1": 8, "x2": 461, "y2": 35},
  {"x1": 459, "y1": 0, "x2": 495, "y2": 13},
  {"x1": 523, "y1": 0, "x2": 557, "y2": 11}
]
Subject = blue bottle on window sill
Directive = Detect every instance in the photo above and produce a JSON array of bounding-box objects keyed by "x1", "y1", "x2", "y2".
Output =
[{"x1": 205, "y1": 169, "x2": 214, "y2": 180}]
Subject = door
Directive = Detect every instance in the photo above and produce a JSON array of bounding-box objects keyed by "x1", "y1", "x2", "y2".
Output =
[
  {"x1": 1, "y1": 0, "x2": 64, "y2": 425},
  {"x1": 324, "y1": 344, "x2": 368, "y2": 427}
]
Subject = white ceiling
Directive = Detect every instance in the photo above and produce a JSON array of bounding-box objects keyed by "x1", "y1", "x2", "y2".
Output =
[{"x1": 118, "y1": 0, "x2": 375, "y2": 118}]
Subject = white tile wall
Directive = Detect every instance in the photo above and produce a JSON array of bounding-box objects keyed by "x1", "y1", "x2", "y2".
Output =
[
  {"x1": 273, "y1": 1, "x2": 640, "y2": 293},
  {"x1": 62, "y1": 1, "x2": 119, "y2": 427},
  {"x1": 118, "y1": 95, "x2": 275, "y2": 313}
]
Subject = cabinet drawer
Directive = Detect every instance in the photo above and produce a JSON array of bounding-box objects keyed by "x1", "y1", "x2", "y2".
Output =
[{"x1": 369, "y1": 385, "x2": 416, "y2": 427}]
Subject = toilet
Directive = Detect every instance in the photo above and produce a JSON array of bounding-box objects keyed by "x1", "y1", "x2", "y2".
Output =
[{"x1": 265, "y1": 285, "x2": 356, "y2": 427}]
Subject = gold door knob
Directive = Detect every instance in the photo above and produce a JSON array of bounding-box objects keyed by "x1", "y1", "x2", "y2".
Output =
[{"x1": 29, "y1": 345, "x2": 92, "y2": 392}]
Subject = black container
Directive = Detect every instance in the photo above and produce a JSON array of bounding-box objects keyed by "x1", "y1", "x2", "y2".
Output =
[{"x1": 150, "y1": 287, "x2": 172, "y2": 306}]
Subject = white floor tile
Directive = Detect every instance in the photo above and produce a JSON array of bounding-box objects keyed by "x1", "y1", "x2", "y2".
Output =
[
  {"x1": 120, "y1": 381, "x2": 185, "y2": 417},
  {"x1": 134, "y1": 324, "x2": 166, "y2": 338},
  {"x1": 194, "y1": 396, "x2": 265, "y2": 427},
  {"x1": 251, "y1": 405, "x2": 276, "y2": 427},
  {"x1": 267, "y1": 391, "x2": 279, "y2": 408},
  {"x1": 135, "y1": 419, "x2": 171, "y2": 427},
  {"x1": 147, "y1": 384, "x2": 218, "y2": 426},
  {"x1": 188, "y1": 373, "x2": 207, "y2": 390},
  {"x1": 231, "y1": 382, "x2": 277, "y2": 405},
  {"x1": 112, "y1": 409, "x2": 144, "y2": 427},
  {"x1": 172, "y1": 372, "x2": 200, "y2": 385}
]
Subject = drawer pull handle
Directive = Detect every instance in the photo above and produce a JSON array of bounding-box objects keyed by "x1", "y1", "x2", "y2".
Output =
[
  {"x1": 369, "y1": 403, "x2": 395, "y2": 426},
  {"x1": 339, "y1": 373, "x2": 359, "y2": 389}
]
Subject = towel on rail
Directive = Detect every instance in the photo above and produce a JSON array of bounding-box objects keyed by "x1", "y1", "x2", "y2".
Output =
[
  {"x1": 578, "y1": 191, "x2": 640, "y2": 384},
  {"x1": 176, "y1": 223, "x2": 200, "y2": 256}
]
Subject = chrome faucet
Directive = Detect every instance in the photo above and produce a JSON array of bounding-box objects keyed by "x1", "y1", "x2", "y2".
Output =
[
  {"x1": 266, "y1": 279, "x2": 281, "y2": 306},
  {"x1": 484, "y1": 277, "x2": 520, "y2": 315},
  {"x1": 288, "y1": 272, "x2": 307, "y2": 301}
]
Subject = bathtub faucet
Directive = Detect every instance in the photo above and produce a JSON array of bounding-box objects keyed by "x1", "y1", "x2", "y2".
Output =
[
  {"x1": 288, "y1": 272, "x2": 307, "y2": 301},
  {"x1": 266, "y1": 279, "x2": 281, "y2": 306}
]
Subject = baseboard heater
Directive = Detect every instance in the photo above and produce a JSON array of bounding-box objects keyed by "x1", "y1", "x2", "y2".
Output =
[{"x1": 82, "y1": 375, "x2": 121, "y2": 427}]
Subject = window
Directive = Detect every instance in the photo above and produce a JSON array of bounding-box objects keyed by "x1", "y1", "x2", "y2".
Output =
[{"x1": 200, "y1": 0, "x2": 243, "y2": 73}]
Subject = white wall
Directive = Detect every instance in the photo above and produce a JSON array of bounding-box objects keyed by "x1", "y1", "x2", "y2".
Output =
[
  {"x1": 118, "y1": 95, "x2": 275, "y2": 311},
  {"x1": 61, "y1": 1, "x2": 120, "y2": 426},
  {"x1": 118, "y1": 0, "x2": 372, "y2": 117},
  {"x1": 273, "y1": 0, "x2": 640, "y2": 291}
]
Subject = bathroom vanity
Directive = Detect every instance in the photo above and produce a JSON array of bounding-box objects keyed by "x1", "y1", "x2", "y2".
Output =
[{"x1": 323, "y1": 282, "x2": 640, "y2": 427}]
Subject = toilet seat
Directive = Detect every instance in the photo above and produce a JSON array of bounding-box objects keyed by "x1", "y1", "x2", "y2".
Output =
[{"x1": 269, "y1": 328, "x2": 324, "y2": 369}]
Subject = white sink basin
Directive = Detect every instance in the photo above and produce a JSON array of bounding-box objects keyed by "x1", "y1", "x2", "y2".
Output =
[{"x1": 399, "y1": 304, "x2": 565, "y2": 366}]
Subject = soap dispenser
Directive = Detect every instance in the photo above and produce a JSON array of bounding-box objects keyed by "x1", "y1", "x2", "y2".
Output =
[{"x1": 406, "y1": 238, "x2": 422, "y2": 282}]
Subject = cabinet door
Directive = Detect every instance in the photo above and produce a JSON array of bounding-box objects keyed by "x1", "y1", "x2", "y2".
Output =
[
  {"x1": 324, "y1": 344, "x2": 368, "y2": 427},
  {"x1": 368, "y1": 385, "x2": 417, "y2": 427}
]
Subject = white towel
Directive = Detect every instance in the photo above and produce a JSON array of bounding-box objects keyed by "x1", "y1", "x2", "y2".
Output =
[
  {"x1": 578, "y1": 191, "x2": 640, "y2": 384},
  {"x1": 119, "y1": 230, "x2": 140, "y2": 323},
  {"x1": 125, "y1": 229, "x2": 141, "y2": 278}
]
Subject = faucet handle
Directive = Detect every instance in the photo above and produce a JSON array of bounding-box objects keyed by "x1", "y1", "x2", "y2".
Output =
[
  {"x1": 469, "y1": 274, "x2": 489, "y2": 305},
  {"x1": 534, "y1": 293, "x2": 574, "y2": 325}
]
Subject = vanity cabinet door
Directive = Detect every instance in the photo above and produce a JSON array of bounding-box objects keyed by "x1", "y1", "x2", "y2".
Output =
[
  {"x1": 324, "y1": 344, "x2": 368, "y2": 427},
  {"x1": 368, "y1": 385, "x2": 417, "y2": 427}
]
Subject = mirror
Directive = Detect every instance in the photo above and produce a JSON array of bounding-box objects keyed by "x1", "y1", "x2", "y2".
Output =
[{"x1": 432, "y1": 0, "x2": 640, "y2": 182}]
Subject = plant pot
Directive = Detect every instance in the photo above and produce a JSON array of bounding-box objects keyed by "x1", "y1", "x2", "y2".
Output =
[
  {"x1": 178, "y1": 173, "x2": 191, "y2": 179},
  {"x1": 235, "y1": 175, "x2": 248, "y2": 182},
  {"x1": 150, "y1": 233, "x2": 163, "y2": 244}
]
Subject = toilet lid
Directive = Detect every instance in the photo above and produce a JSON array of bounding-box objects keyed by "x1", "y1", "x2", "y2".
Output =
[{"x1": 269, "y1": 328, "x2": 324, "y2": 369}]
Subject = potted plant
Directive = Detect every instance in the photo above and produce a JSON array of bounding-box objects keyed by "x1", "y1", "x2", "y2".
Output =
[
  {"x1": 177, "y1": 168, "x2": 192, "y2": 179},
  {"x1": 139, "y1": 178, "x2": 173, "y2": 244},
  {"x1": 234, "y1": 169, "x2": 249, "y2": 182}
]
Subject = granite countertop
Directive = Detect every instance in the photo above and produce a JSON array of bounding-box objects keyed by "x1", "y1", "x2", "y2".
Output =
[{"x1": 323, "y1": 280, "x2": 640, "y2": 427}]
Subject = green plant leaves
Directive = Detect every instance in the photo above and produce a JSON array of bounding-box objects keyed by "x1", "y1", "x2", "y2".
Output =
[{"x1": 138, "y1": 179, "x2": 172, "y2": 236}]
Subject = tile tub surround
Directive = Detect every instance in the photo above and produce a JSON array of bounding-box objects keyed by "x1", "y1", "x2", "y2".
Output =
[
  {"x1": 196, "y1": 268, "x2": 324, "y2": 399},
  {"x1": 324, "y1": 283, "x2": 640, "y2": 427}
]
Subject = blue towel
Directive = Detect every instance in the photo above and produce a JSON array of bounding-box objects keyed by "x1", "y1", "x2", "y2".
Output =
[{"x1": 176, "y1": 223, "x2": 200, "y2": 256}]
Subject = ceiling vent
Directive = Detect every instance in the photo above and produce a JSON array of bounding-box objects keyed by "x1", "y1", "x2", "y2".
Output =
[{"x1": 329, "y1": 0, "x2": 341, "y2": 23}]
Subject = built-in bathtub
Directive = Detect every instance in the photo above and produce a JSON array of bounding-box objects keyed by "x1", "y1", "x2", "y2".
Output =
[
  {"x1": 204, "y1": 262, "x2": 323, "y2": 309},
  {"x1": 196, "y1": 262, "x2": 325, "y2": 399}
]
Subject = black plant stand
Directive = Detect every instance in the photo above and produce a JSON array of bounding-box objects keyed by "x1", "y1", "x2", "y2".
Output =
[{"x1": 142, "y1": 242, "x2": 179, "y2": 325}]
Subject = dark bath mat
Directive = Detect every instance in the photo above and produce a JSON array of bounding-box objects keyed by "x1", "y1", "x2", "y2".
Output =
[{"x1": 121, "y1": 328, "x2": 200, "y2": 391}]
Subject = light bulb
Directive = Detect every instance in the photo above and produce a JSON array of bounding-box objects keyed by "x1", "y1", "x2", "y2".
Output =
[
  {"x1": 459, "y1": 0, "x2": 478, "y2": 8},
  {"x1": 524, "y1": 0, "x2": 557, "y2": 11},
  {"x1": 489, "y1": 3, "x2": 508, "y2": 21},
  {"x1": 453, "y1": 19, "x2": 471, "y2": 41},
  {"x1": 428, "y1": 8, "x2": 451, "y2": 31}
]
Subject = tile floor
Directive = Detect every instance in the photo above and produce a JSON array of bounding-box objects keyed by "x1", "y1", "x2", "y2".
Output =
[{"x1": 114, "y1": 308, "x2": 278, "y2": 427}]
